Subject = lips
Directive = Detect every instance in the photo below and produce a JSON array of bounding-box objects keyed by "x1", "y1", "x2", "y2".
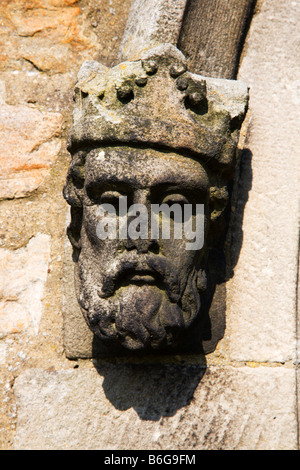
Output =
[
  {"x1": 128, "y1": 272, "x2": 156, "y2": 284},
  {"x1": 122, "y1": 269, "x2": 158, "y2": 285},
  {"x1": 103, "y1": 255, "x2": 168, "y2": 294}
]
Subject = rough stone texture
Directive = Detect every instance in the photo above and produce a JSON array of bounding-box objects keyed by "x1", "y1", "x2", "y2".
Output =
[
  {"x1": 298, "y1": 369, "x2": 300, "y2": 441},
  {"x1": 0, "y1": 234, "x2": 51, "y2": 337},
  {"x1": 178, "y1": 0, "x2": 256, "y2": 79},
  {"x1": 0, "y1": 0, "x2": 132, "y2": 74},
  {"x1": 63, "y1": 234, "x2": 227, "y2": 359},
  {"x1": 297, "y1": 247, "x2": 300, "y2": 365},
  {"x1": 0, "y1": 101, "x2": 63, "y2": 199},
  {"x1": 62, "y1": 231, "x2": 95, "y2": 358},
  {"x1": 0, "y1": 0, "x2": 133, "y2": 450},
  {"x1": 13, "y1": 365, "x2": 297, "y2": 450},
  {"x1": 0, "y1": 0, "x2": 298, "y2": 452},
  {"x1": 69, "y1": 44, "x2": 248, "y2": 161},
  {"x1": 0, "y1": 80, "x2": 6, "y2": 104},
  {"x1": 119, "y1": 0, "x2": 187, "y2": 60},
  {"x1": 219, "y1": 0, "x2": 300, "y2": 363},
  {"x1": 0, "y1": 343, "x2": 7, "y2": 364},
  {"x1": 63, "y1": 43, "x2": 248, "y2": 356}
]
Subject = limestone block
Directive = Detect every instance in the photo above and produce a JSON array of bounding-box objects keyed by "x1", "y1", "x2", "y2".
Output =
[
  {"x1": 0, "y1": 0, "x2": 132, "y2": 74},
  {"x1": 0, "y1": 1, "x2": 81, "y2": 74},
  {"x1": 0, "y1": 103, "x2": 63, "y2": 199},
  {"x1": 0, "y1": 234, "x2": 51, "y2": 338},
  {"x1": 220, "y1": 0, "x2": 300, "y2": 362},
  {"x1": 298, "y1": 369, "x2": 300, "y2": 440},
  {"x1": 0, "y1": 80, "x2": 6, "y2": 104},
  {"x1": 13, "y1": 365, "x2": 297, "y2": 450},
  {"x1": 297, "y1": 248, "x2": 300, "y2": 365},
  {"x1": 119, "y1": 0, "x2": 187, "y2": 60},
  {"x1": 7, "y1": 2, "x2": 80, "y2": 39},
  {"x1": 0, "y1": 342, "x2": 7, "y2": 364},
  {"x1": 62, "y1": 231, "x2": 96, "y2": 358}
]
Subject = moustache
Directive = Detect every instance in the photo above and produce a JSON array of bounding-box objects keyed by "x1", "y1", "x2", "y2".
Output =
[{"x1": 99, "y1": 253, "x2": 181, "y2": 302}]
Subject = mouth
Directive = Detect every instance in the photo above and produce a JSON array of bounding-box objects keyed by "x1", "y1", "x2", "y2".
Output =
[
  {"x1": 120, "y1": 269, "x2": 158, "y2": 286},
  {"x1": 129, "y1": 273, "x2": 156, "y2": 284}
]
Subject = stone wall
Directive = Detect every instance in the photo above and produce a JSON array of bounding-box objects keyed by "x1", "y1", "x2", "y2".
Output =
[
  {"x1": 0, "y1": 0, "x2": 132, "y2": 448},
  {"x1": 0, "y1": 0, "x2": 299, "y2": 450}
]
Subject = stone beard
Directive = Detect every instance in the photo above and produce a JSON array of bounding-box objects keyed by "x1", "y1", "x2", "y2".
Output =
[
  {"x1": 78, "y1": 254, "x2": 206, "y2": 351},
  {"x1": 66, "y1": 146, "x2": 215, "y2": 352}
]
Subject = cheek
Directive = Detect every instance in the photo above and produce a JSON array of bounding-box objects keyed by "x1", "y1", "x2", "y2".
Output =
[
  {"x1": 82, "y1": 208, "x2": 129, "y2": 262},
  {"x1": 82, "y1": 206, "x2": 115, "y2": 250},
  {"x1": 159, "y1": 238, "x2": 198, "y2": 265}
]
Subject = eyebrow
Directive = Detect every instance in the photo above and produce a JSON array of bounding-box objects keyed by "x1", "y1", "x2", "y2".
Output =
[
  {"x1": 85, "y1": 173, "x2": 209, "y2": 192},
  {"x1": 85, "y1": 175, "x2": 138, "y2": 191},
  {"x1": 149, "y1": 180, "x2": 209, "y2": 193}
]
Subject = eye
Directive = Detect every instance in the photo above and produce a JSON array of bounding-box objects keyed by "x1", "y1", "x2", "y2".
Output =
[
  {"x1": 161, "y1": 194, "x2": 189, "y2": 207},
  {"x1": 86, "y1": 184, "x2": 125, "y2": 206},
  {"x1": 159, "y1": 194, "x2": 190, "y2": 221},
  {"x1": 100, "y1": 191, "x2": 124, "y2": 209}
]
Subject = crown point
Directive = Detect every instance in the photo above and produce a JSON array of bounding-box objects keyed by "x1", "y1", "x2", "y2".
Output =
[
  {"x1": 188, "y1": 92, "x2": 204, "y2": 106},
  {"x1": 142, "y1": 60, "x2": 158, "y2": 75},
  {"x1": 176, "y1": 77, "x2": 189, "y2": 91},
  {"x1": 169, "y1": 63, "x2": 187, "y2": 78},
  {"x1": 135, "y1": 77, "x2": 148, "y2": 87},
  {"x1": 116, "y1": 84, "x2": 134, "y2": 103}
]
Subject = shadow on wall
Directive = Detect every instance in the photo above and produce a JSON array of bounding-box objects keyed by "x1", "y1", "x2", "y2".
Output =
[
  {"x1": 226, "y1": 147, "x2": 253, "y2": 278},
  {"x1": 93, "y1": 362, "x2": 207, "y2": 421}
]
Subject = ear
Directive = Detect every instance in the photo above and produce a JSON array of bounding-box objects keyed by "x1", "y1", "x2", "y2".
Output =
[
  {"x1": 63, "y1": 151, "x2": 86, "y2": 207},
  {"x1": 67, "y1": 206, "x2": 83, "y2": 256}
]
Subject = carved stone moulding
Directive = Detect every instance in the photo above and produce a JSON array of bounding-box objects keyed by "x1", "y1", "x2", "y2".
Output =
[{"x1": 63, "y1": 43, "x2": 248, "y2": 356}]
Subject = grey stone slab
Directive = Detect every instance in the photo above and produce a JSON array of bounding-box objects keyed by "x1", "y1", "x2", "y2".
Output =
[
  {"x1": 219, "y1": 0, "x2": 300, "y2": 362},
  {"x1": 0, "y1": 234, "x2": 51, "y2": 338},
  {"x1": 119, "y1": 0, "x2": 187, "y2": 60},
  {"x1": 298, "y1": 369, "x2": 300, "y2": 450},
  {"x1": 297, "y1": 248, "x2": 300, "y2": 365},
  {"x1": 14, "y1": 365, "x2": 297, "y2": 450},
  {"x1": 62, "y1": 233, "x2": 94, "y2": 359}
]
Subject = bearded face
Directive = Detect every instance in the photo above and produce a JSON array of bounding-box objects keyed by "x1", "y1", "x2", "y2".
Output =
[{"x1": 74, "y1": 147, "x2": 211, "y2": 352}]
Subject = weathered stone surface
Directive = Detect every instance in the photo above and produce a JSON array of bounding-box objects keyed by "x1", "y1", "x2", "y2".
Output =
[
  {"x1": 0, "y1": 234, "x2": 51, "y2": 337},
  {"x1": 0, "y1": 103, "x2": 63, "y2": 199},
  {"x1": 0, "y1": 0, "x2": 82, "y2": 74},
  {"x1": 13, "y1": 365, "x2": 297, "y2": 450},
  {"x1": 0, "y1": 0, "x2": 132, "y2": 73},
  {"x1": 0, "y1": 80, "x2": 6, "y2": 104},
  {"x1": 297, "y1": 248, "x2": 300, "y2": 365},
  {"x1": 296, "y1": 369, "x2": 300, "y2": 438},
  {"x1": 63, "y1": 232, "x2": 227, "y2": 358},
  {"x1": 62, "y1": 229, "x2": 95, "y2": 358},
  {"x1": 64, "y1": 43, "x2": 248, "y2": 356},
  {"x1": 0, "y1": 342, "x2": 7, "y2": 364},
  {"x1": 69, "y1": 44, "x2": 248, "y2": 160},
  {"x1": 220, "y1": 0, "x2": 300, "y2": 363},
  {"x1": 119, "y1": 0, "x2": 187, "y2": 60},
  {"x1": 178, "y1": 0, "x2": 256, "y2": 79}
]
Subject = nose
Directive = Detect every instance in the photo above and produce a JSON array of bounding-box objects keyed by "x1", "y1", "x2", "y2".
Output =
[
  {"x1": 125, "y1": 237, "x2": 159, "y2": 254},
  {"x1": 123, "y1": 189, "x2": 159, "y2": 254}
]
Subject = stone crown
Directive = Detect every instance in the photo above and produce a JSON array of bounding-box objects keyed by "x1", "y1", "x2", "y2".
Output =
[{"x1": 68, "y1": 44, "x2": 248, "y2": 173}]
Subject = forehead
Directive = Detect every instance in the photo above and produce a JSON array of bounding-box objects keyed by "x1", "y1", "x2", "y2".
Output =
[{"x1": 85, "y1": 147, "x2": 209, "y2": 191}]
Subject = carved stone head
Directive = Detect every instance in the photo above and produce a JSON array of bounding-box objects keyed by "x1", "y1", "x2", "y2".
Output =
[{"x1": 64, "y1": 44, "x2": 248, "y2": 354}]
